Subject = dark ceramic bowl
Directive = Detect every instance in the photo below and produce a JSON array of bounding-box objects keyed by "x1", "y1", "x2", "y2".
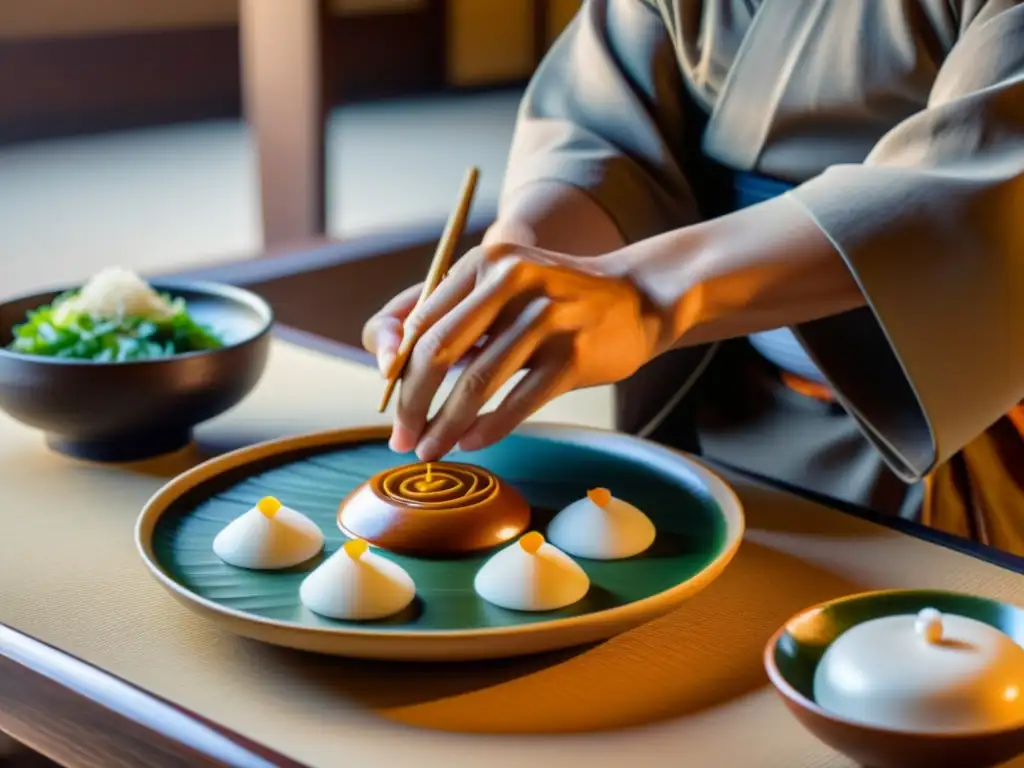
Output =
[
  {"x1": 0, "y1": 280, "x2": 273, "y2": 462},
  {"x1": 764, "y1": 589, "x2": 1024, "y2": 768}
]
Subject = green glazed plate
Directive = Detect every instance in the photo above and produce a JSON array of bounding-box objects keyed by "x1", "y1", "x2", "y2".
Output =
[{"x1": 136, "y1": 423, "x2": 745, "y2": 660}]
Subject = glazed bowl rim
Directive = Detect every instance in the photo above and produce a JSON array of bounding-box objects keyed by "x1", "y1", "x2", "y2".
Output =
[
  {"x1": 0, "y1": 279, "x2": 274, "y2": 368},
  {"x1": 763, "y1": 587, "x2": 1024, "y2": 739}
]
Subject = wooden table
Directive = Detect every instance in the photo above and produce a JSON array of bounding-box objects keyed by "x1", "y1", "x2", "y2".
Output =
[{"x1": 2, "y1": 226, "x2": 1023, "y2": 768}]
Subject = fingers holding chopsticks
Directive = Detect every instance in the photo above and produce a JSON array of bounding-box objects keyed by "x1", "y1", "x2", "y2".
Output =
[
  {"x1": 410, "y1": 296, "x2": 565, "y2": 459},
  {"x1": 388, "y1": 251, "x2": 526, "y2": 453},
  {"x1": 381, "y1": 242, "x2": 657, "y2": 461},
  {"x1": 376, "y1": 166, "x2": 480, "y2": 413}
]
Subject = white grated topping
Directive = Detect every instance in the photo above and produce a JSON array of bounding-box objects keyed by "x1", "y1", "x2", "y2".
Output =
[{"x1": 54, "y1": 267, "x2": 175, "y2": 323}]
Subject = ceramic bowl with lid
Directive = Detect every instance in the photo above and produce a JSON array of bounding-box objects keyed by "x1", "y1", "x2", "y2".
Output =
[{"x1": 764, "y1": 589, "x2": 1024, "y2": 768}]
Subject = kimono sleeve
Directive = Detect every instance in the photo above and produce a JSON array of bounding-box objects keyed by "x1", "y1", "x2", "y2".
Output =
[
  {"x1": 500, "y1": 0, "x2": 697, "y2": 244},
  {"x1": 788, "y1": 1, "x2": 1024, "y2": 483}
]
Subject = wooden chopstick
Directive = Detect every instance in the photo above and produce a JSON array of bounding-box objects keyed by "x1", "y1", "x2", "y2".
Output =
[{"x1": 378, "y1": 165, "x2": 480, "y2": 412}]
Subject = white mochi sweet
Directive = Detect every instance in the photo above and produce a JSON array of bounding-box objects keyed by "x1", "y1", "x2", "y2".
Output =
[
  {"x1": 212, "y1": 496, "x2": 324, "y2": 570},
  {"x1": 473, "y1": 532, "x2": 590, "y2": 612},
  {"x1": 547, "y1": 488, "x2": 656, "y2": 560},
  {"x1": 299, "y1": 539, "x2": 416, "y2": 621}
]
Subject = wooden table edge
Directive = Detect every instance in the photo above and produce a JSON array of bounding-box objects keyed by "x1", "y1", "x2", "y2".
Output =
[{"x1": 0, "y1": 625, "x2": 306, "y2": 768}]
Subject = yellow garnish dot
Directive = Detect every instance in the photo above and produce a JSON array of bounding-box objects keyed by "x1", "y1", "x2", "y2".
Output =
[
  {"x1": 343, "y1": 539, "x2": 370, "y2": 559},
  {"x1": 519, "y1": 531, "x2": 545, "y2": 554},
  {"x1": 256, "y1": 496, "x2": 282, "y2": 518},
  {"x1": 587, "y1": 488, "x2": 612, "y2": 508}
]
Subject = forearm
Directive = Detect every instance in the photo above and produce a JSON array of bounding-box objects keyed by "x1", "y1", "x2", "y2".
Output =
[
  {"x1": 483, "y1": 181, "x2": 626, "y2": 256},
  {"x1": 614, "y1": 194, "x2": 866, "y2": 350}
]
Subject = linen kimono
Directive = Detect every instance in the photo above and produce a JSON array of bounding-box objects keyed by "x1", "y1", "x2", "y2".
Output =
[{"x1": 498, "y1": 0, "x2": 1024, "y2": 555}]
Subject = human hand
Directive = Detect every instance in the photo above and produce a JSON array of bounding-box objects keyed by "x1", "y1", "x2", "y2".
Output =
[
  {"x1": 362, "y1": 242, "x2": 664, "y2": 461},
  {"x1": 361, "y1": 282, "x2": 422, "y2": 377}
]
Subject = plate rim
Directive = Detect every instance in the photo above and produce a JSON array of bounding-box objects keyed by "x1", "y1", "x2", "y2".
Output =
[{"x1": 135, "y1": 421, "x2": 746, "y2": 642}]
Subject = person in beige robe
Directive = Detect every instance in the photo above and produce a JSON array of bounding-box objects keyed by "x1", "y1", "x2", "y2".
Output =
[{"x1": 363, "y1": 0, "x2": 1024, "y2": 556}]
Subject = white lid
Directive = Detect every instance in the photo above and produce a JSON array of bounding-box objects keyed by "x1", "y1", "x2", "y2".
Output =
[{"x1": 813, "y1": 608, "x2": 1024, "y2": 733}]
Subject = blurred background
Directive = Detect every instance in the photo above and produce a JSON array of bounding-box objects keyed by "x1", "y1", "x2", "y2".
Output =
[{"x1": 0, "y1": 0, "x2": 581, "y2": 296}]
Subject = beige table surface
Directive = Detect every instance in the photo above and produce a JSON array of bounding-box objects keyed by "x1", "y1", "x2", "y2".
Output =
[{"x1": 2, "y1": 339, "x2": 1023, "y2": 768}]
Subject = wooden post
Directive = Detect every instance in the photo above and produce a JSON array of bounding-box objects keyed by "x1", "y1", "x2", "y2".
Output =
[{"x1": 239, "y1": 0, "x2": 330, "y2": 248}]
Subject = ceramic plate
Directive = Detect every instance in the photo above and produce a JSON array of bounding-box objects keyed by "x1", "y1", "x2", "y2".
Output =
[{"x1": 136, "y1": 423, "x2": 744, "y2": 660}]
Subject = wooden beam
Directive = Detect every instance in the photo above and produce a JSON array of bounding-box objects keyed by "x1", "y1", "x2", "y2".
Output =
[{"x1": 239, "y1": 0, "x2": 330, "y2": 247}]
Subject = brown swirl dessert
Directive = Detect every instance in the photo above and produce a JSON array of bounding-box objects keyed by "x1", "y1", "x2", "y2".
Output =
[{"x1": 337, "y1": 461, "x2": 531, "y2": 556}]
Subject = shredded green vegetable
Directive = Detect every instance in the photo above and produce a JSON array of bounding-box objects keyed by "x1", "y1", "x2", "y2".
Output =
[{"x1": 6, "y1": 290, "x2": 224, "y2": 362}]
